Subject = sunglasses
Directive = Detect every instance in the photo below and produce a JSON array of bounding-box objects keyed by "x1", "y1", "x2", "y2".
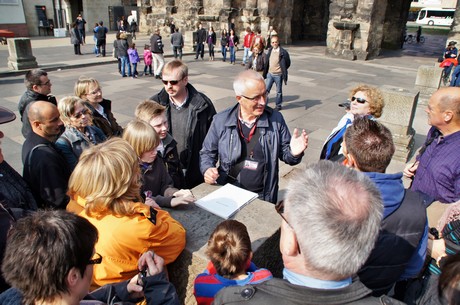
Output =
[
  {"x1": 351, "y1": 96, "x2": 368, "y2": 104},
  {"x1": 88, "y1": 252, "x2": 103, "y2": 265},
  {"x1": 73, "y1": 108, "x2": 89, "y2": 119},
  {"x1": 162, "y1": 78, "x2": 183, "y2": 85},
  {"x1": 275, "y1": 200, "x2": 301, "y2": 254}
]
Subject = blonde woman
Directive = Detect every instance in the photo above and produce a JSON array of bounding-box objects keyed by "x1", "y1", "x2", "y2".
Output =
[
  {"x1": 67, "y1": 137, "x2": 186, "y2": 287},
  {"x1": 56, "y1": 96, "x2": 106, "y2": 170},
  {"x1": 74, "y1": 76, "x2": 123, "y2": 137},
  {"x1": 122, "y1": 120, "x2": 195, "y2": 208}
]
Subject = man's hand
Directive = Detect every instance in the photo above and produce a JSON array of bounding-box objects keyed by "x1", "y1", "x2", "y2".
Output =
[
  {"x1": 144, "y1": 197, "x2": 161, "y2": 209},
  {"x1": 173, "y1": 189, "x2": 192, "y2": 197},
  {"x1": 138, "y1": 251, "x2": 165, "y2": 277},
  {"x1": 204, "y1": 167, "x2": 219, "y2": 184},
  {"x1": 126, "y1": 275, "x2": 144, "y2": 298},
  {"x1": 171, "y1": 194, "x2": 195, "y2": 207},
  {"x1": 290, "y1": 128, "x2": 308, "y2": 157},
  {"x1": 403, "y1": 161, "x2": 419, "y2": 178}
]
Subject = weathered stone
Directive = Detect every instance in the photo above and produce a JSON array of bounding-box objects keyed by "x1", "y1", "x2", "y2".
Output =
[
  {"x1": 7, "y1": 38, "x2": 37, "y2": 70},
  {"x1": 415, "y1": 65, "x2": 442, "y2": 97},
  {"x1": 379, "y1": 85, "x2": 418, "y2": 162},
  {"x1": 167, "y1": 183, "x2": 281, "y2": 305}
]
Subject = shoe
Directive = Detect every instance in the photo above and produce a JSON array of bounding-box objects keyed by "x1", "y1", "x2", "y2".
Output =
[
  {"x1": 96, "y1": 54, "x2": 101, "y2": 57},
  {"x1": 241, "y1": 63, "x2": 245, "y2": 66},
  {"x1": 122, "y1": 75, "x2": 127, "y2": 77},
  {"x1": 194, "y1": 57, "x2": 198, "y2": 60},
  {"x1": 232, "y1": 62, "x2": 235, "y2": 65},
  {"x1": 276, "y1": 105, "x2": 282, "y2": 110},
  {"x1": 132, "y1": 75, "x2": 138, "y2": 78}
]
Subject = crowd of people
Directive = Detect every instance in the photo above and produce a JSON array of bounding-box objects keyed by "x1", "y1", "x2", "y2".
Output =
[{"x1": 0, "y1": 22, "x2": 460, "y2": 305}]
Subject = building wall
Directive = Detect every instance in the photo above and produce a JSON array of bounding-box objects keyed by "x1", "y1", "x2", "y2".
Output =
[
  {"x1": 0, "y1": 0, "x2": 28, "y2": 36},
  {"x1": 23, "y1": 0, "x2": 55, "y2": 36}
]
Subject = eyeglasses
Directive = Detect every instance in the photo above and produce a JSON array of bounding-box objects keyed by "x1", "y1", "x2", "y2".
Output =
[
  {"x1": 162, "y1": 78, "x2": 183, "y2": 86},
  {"x1": 88, "y1": 253, "x2": 102, "y2": 265},
  {"x1": 351, "y1": 96, "x2": 368, "y2": 104},
  {"x1": 240, "y1": 93, "x2": 267, "y2": 102},
  {"x1": 271, "y1": 41, "x2": 279, "y2": 44},
  {"x1": 40, "y1": 80, "x2": 51, "y2": 86},
  {"x1": 72, "y1": 108, "x2": 89, "y2": 119},
  {"x1": 275, "y1": 200, "x2": 301, "y2": 254},
  {"x1": 88, "y1": 88, "x2": 102, "y2": 95}
]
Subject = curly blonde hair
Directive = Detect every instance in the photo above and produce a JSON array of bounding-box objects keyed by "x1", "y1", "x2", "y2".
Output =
[{"x1": 349, "y1": 85, "x2": 385, "y2": 118}]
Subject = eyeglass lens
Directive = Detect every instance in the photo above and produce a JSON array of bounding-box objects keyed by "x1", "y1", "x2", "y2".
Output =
[
  {"x1": 162, "y1": 80, "x2": 179, "y2": 85},
  {"x1": 351, "y1": 96, "x2": 367, "y2": 104}
]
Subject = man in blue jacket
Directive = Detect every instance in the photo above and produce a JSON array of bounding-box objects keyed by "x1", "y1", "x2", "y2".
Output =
[
  {"x1": 200, "y1": 70, "x2": 308, "y2": 204},
  {"x1": 343, "y1": 117, "x2": 428, "y2": 296}
]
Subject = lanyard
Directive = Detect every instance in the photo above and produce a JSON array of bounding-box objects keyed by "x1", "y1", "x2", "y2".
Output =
[{"x1": 237, "y1": 118, "x2": 258, "y2": 143}]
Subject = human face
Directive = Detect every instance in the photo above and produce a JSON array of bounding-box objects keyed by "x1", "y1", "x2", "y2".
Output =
[
  {"x1": 149, "y1": 114, "x2": 169, "y2": 139},
  {"x1": 237, "y1": 79, "x2": 267, "y2": 120},
  {"x1": 69, "y1": 104, "x2": 90, "y2": 131},
  {"x1": 350, "y1": 91, "x2": 371, "y2": 116},
  {"x1": 140, "y1": 146, "x2": 158, "y2": 163},
  {"x1": 35, "y1": 75, "x2": 52, "y2": 95},
  {"x1": 271, "y1": 38, "x2": 279, "y2": 49},
  {"x1": 162, "y1": 69, "x2": 187, "y2": 99},
  {"x1": 253, "y1": 47, "x2": 260, "y2": 54},
  {"x1": 425, "y1": 98, "x2": 444, "y2": 128},
  {"x1": 85, "y1": 84, "x2": 103, "y2": 105},
  {"x1": 37, "y1": 106, "x2": 63, "y2": 141}
]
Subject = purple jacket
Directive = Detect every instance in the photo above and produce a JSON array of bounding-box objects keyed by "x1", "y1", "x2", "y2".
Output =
[{"x1": 127, "y1": 48, "x2": 140, "y2": 63}]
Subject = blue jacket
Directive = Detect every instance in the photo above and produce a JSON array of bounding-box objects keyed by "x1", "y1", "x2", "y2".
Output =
[
  {"x1": 200, "y1": 104, "x2": 303, "y2": 203},
  {"x1": 358, "y1": 172, "x2": 428, "y2": 296},
  {"x1": 263, "y1": 46, "x2": 291, "y2": 84}
]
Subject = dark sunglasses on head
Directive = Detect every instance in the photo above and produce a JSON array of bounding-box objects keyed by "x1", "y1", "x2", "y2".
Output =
[
  {"x1": 351, "y1": 96, "x2": 368, "y2": 104},
  {"x1": 73, "y1": 108, "x2": 89, "y2": 119}
]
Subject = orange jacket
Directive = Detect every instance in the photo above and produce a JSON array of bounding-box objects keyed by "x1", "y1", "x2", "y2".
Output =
[{"x1": 67, "y1": 196, "x2": 186, "y2": 287}]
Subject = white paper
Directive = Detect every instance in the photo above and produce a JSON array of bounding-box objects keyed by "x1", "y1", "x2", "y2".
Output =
[{"x1": 195, "y1": 184, "x2": 258, "y2": 219}]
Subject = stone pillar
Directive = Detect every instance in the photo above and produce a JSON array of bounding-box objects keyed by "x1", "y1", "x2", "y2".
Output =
[
  {"x1": 447, "y1": 0, "x2": 460, "y2": 42},
  {"x1": 379, "y1": 85, "x2": 418, "y2": 162},
  {"x1": 414, "y1": 65, "x2": 442, "y2": 105},
  {"x1": 7, "y1": 38, "x2": 38, "y2": 70},
  {"x1": 326, "y1": 22, "x2": 360, "y2": 60}
]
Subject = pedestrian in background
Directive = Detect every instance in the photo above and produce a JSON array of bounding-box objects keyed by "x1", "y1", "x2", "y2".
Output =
[
  {"x1": 75, "y1": 14, "x2": 86, "y2": 44},
  {"x1": 150, "y1": 28, "x2": 165, "y2": 79},
  {"x1": 220, "y1": 29, "x2": 229, "y2": 62},
  {"x1": 128, "y1": 42, "x2": 140, "y2": 78},
  {"x1": 207, "y1": 26, "x2": 216, "y2": 61},
  {"x1": 143, "y1": 44, "x2": 153, "y2": 76},
  {"x1": 171, "y1": 28, "x2": 184, "y2": 60},
  {"x1": 70, "y1": 23, "x2": 82, "y2": 55}
]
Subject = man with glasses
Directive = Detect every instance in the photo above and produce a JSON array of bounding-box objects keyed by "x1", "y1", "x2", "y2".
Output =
[
  {"x1": 18, "y1": 69, "x2": 57, "y2": 138},
  {"x1": 214, "y1": 161, "x2": 404, "y2": 305},
  {"x1": 200, "y1": 70, "x2": 308, "y2": 203},
  {"x1": 22, "y1": 101, "x2": 70, "y2": 210},
  {"x1": 263, "y1": 35, "x2": 290, "y2": 110},
  {"x1": 149, "y1": 59, "x2": 216, "y2": 188},
  {"x1": 0, "y1": 210, "x2": 179, "y2": 305}
]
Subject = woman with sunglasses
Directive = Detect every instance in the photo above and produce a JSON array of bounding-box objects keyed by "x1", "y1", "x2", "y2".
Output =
[
  {"x1": 75, "y1": 76, "x2": 123, "y2": 138},
  {"x1": 56, "y1": 96, "x2": 106, "y2": 170},
  {"x1": 320, "y1": 84, "x2": 384, "y2": 161}
]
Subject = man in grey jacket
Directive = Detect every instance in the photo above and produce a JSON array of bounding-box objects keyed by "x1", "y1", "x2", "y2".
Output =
[
  {"x1": 171, "y1": 28, "x2": 184, "y2": 60},
  {"x1": 214, "y1": 161, "x2": 404, "y2": 305}
]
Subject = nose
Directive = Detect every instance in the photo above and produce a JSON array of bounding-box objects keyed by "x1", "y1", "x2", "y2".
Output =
[{"x1": 58, "y1": 118, "x2": 63, "y2": 126}]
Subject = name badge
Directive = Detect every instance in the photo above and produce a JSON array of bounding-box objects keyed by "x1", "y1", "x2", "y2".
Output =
[{"x1": 243, "y1": 160, "x2": 258, "y2": 170}]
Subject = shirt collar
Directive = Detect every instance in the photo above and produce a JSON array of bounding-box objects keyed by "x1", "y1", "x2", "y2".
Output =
[
  {"x1": 170, "y1": 89, "x2": 189, "y2": 110},
  {"x1": 283, "y1": 268, "x2": 352, "y2": 289}
]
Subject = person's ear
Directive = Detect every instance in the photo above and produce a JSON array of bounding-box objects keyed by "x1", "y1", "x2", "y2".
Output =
[
  {"x1": 346, "y1": 153, "x2": 357, "y2": 169},
  {"x1": 66, "y1": 267, "x2": 80, "y2": 288},
  {"x1": 31, "y1": 120, "x2": 41, "y2": 130},
  {"x1": 279, "y1": 222, "x2": 300, "y2": 256},
  {"x1": 443, "y1": 110, "x2": 453, "y2": 122},
  {"x1": 32, "y1": 84, "x2": 40, "y2": 92}
]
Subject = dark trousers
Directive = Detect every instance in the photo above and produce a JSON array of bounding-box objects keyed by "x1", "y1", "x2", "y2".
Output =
[
  {"x1": 173, "y1": 46, "x2": 183, "y2": 59},
  {"x1": 73, "y1": 44, "x2": 81, "y2": 55},
  {"x1": 195, "y1": 43, "x2": 204, "y2": 59},
  {"x1": 97, "y1": 38, "x2": 106, "y2": 57}
]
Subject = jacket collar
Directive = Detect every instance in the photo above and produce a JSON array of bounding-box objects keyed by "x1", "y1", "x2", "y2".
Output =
[{"x1": 224, "y1": 104, "x2": 273, "y2": 128}]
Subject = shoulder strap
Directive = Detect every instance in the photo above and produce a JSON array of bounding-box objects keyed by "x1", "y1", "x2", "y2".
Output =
[{"x1": 27, "y1": 144, "x2": 49, "y2": 175}]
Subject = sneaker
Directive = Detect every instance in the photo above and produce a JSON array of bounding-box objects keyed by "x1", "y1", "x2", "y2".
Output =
[
  {"x1": 132, "y1": 75, "x2": 138, "y2": 78},
  {"x1": 96, "y1": 54, "x2": 101, "y2": 57}
]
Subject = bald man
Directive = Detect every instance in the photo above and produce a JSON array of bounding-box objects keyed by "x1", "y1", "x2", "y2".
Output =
[
  {"x1": 22, "y1": 101, "x2": 70, "y2": 209},
  {"x1": 404, "y1": 87, "x2": 460, "y2": 203}
]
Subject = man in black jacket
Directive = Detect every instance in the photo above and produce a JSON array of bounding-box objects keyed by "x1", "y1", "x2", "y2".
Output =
[
  {"x1": 195, "y1": 22, "x2": 207, "y2": 60},
  {"x1": 149, "y1": 60, "x2": 216, "y2": 188},
  {"x1": 18, "y1": 69, "x2": 57, "y2": 138},
  {"x1": 95, "y1": 21, "x2": 108, "y2": 57},
  {"x1": 214, "y1": 162, "x2": 404, "y2": 305},
  {"x1": 22, "y1": 101, "x2": 70, "y2": 209}
]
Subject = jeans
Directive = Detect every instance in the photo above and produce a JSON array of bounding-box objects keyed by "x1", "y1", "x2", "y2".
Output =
[
  {"x1": 96, "y1": 39, "x2": 106, "y2": 57},
  {"x1": 221, "y1": 46, "x2": 227, "y2": 61},
  {"x1": 450, "y1": 65, "x2": 460, "y2": 86},
  {"x1": 208, "y1": 43, "x2": 215, "y2": 58},
  {"x1": 120, "y1": 56, "x2": 131, "y2": 76},
  {"x1": 173, "y1": 46, "x2": 183, "y2": 59},
  {"x1": 93, "y1": 36, "x2": 98, "y2": 54},
  {"x1": 242, "y1": 47, "x2": 252, "y2": 64},
  {"x1": 132, "y1": 63, "x2": 138, "y2": 76},
  {"x1": 196, "y1": 43, "x2": 205, "y2": 59},
  {"x1": 266, "y1": 73, "x2": 283, "y2": 106},
  {"x1": 78, "y1": 29, "x2": 85, "y2": 43},
  {"x1": 152, "y1": 53, "x2": 165, "y2": 76},
  {"x1": 144, "y1": 64, "x2": 152, "y2": 75},
  {"x1": 229, "y1": 46, "x2": 235, "y2": 63}
]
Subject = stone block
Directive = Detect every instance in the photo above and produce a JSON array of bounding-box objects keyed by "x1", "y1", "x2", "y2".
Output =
[
  {"x1": 166, "y1": 183, "x2": 281, "y2": 305},
  {"x1": 7, "y1": 38, "x2": 37, "y2": 70},
  {"x1": 415, "y1": 65, "x2": 442, "y2": 96},
  {"x1": 379, "y1": 85, "x2": 418, "y2": 162}
]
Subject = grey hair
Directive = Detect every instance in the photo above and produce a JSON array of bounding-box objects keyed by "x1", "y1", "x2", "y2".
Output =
[
  {"x1": 285, "y1": 161, "x2": 383, "y2": 278},
  {"x1": 233, "y1": 70, "x2": 265, "y2": 96}
]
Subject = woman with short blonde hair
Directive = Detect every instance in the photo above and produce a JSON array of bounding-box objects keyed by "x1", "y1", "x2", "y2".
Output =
[
  {"x1": 56, "y1": 96, "x2": 106, "y2": 170},
  {"x1": 67, "y1": 137, "x2": 186, "y2": 287}
]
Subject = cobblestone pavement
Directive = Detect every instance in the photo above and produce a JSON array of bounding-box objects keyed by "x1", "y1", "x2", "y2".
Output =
[{"x1": 0, "y1": 32, "x2": 448, "y2": 196}]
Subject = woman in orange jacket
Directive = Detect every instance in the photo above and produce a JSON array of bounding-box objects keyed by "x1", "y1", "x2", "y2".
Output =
[{"x1": 67, "y1": 137, "x2": 186, "y2": 287}]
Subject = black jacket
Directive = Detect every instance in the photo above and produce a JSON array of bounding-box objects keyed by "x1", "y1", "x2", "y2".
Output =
[
  {"x1": 150, "y1": 83, "x2": 216, "y2": 188},
  {"x1": 214, "y1": 277, "x2": 404, "y2": 305},
  {"x1": 21, "y1": 132, "x2": 71, "y2": 209},
  {"x1": 263, "y1": 46, "x2": 291, "y2": 84},
  {"x1": 18, "y1": 90, "x2": 57, "y2": 138},
  {"x1": 85, "y1": 99, "x2": 123, "y2": 138},
  {"x1": 159, "y1": 133, "x2": 185, "y2": 189},
  {"x1": 196, "y1": 28, "x2": 207, "y2": 44},
  {"x1": 150, "y1": 34, "x2": 164, "y2": 54}
]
